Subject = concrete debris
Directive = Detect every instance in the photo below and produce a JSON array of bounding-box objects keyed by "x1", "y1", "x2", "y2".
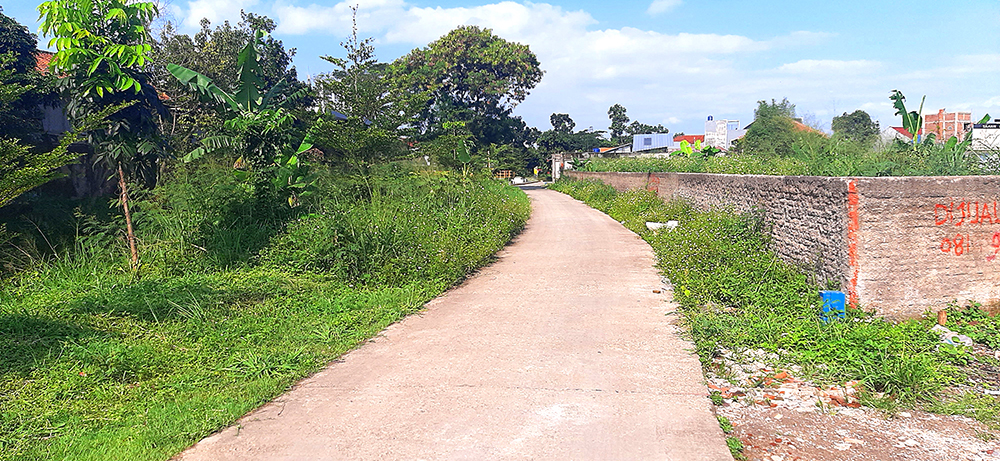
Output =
[
  {"x1": 645, "y1": 220, "x2": 680, "y2": 231},
  {"x1": 932, "y1": 324, "x2": 974, "y2": 347}
]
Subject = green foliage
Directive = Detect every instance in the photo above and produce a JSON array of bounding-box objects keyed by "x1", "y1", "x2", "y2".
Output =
[
  {"x1": 37, "y1": 0, "x2": 158, "y2": 97},
  {"x1": 152, "y1": 14, "x2": 303, "y2": 156},
  {"x1": 167, "y1": 28, "x2": 317, "y2": 207},
  {"x1": 550, "y1": 178, "x2": 958, "y2": 406},
  {"x1": 890, "y1": 89, "x2": 925, "y2": 148},
  {"x1": 0, "y1": 11, "x2": 51, "y2": 144},
  {"x1": 735, "y1": 99, "x2": 801, "y2": 156},
  {"x1": 308, "y1": 10, "x2": 426, "y2": 170},
  {"x1": 0, "y1": 169, "x2": 529, "y2": 459},
  {"x1": 393, "y1": 25, "x2": 542, "y2": 148},
  {"x1": 607, "y1": 104, "x2": 629, "y2": 145},
  {"x1": 260, "y1": 173, "x2": 529, "y2": 286},
  {"x1": 726, "y1": 436, "x2": 746, "y2": 460},
  {"x1": 537, "y1": 112, "x2": 609, "y2": 153},
  {"x1": 583, "y1": 132, "x2": 999, "y2": 177},
  {"x1": 0, "y1": 104, "x2": 124, "y2": 209},
  {"x1": 832, "y1": 110, "x2": 880, "y2": 144}
]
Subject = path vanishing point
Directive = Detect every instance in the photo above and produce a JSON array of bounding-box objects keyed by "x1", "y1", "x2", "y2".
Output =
[{"x1": 177, "y1": 185, "x2": 732, "y2": 460}]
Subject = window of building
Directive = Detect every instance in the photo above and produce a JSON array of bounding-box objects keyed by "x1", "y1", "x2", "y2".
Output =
[{"x1": 643, "y1": 137, "x2": 652, "y2": 146}]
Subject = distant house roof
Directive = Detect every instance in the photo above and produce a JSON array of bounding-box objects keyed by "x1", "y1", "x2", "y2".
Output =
[
  {"x1": 34, "y1": 50, "x2": 55, "y2": 74},
  {"x1": 742, "y1": 118, "x2": 826, "y2": 136},
  {"x1": 889, "y1": 126, "x2": 923, "y2": 139},
  {"x1": 673, "y1": 134, "x2": 705, "y2": 144}
]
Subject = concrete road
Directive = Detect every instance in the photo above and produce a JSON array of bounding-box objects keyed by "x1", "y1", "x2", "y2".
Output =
[{"x1": 177, "y1": 186, "x2": 732, "y2": 461}]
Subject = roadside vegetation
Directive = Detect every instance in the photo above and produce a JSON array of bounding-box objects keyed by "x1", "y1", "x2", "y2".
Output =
[
  {"x1": 581, "y1": 97, "x2": 998, "y2": 177},
  {"x1": 1, "y1": 2, "x2": 534, "y2": 459},
  {"x1": 550, "y1": 178, "x2": 1000, "y2": 427}
]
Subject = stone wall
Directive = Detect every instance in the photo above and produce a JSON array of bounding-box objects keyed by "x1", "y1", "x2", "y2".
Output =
[{"x1": 566, "y1": 171, "x2": 1000, "y2": 318}]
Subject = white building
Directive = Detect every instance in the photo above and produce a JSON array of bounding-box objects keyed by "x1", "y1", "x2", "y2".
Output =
[
  {"x1": 704, "y1": 116, "x2": 745, "y2": 150},
  {"x1": 971, "y1": 119, "x2": 1000, "y2": 151}
]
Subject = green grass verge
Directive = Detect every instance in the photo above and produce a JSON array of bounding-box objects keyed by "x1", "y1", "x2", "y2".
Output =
[
  {"x1": 580, "y1": 138, "x2": 1000, "y2": 177},
  {"x1": 0, "y1": 171, "x2": 530, "y2": 460},
  {"x1": 549, "y1": 178, "x2": 1000, "y2": 424}
]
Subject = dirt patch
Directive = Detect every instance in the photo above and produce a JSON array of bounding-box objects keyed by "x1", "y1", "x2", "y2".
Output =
[
  {"x1": 709, "y1": 349, "x2": 1000, "y2": 460},
  {"x1": 718, "y1": 404, "x2": 998, "y2": 461}
]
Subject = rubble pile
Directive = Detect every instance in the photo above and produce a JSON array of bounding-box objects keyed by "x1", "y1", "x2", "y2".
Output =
[{"x1": 706, "y1": 348, "x2": 864, "y2": 414}]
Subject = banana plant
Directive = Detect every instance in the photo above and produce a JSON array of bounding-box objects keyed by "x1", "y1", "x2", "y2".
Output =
[
  {"x1": 166, "y1": 30, "x2": 307, "y2": 163},
  {"x1": 167, "y1": 29, "x2": 315, "y2": 206},
  {"x1": 890, "y1": 89, "x2": 925, "y2": 150}
]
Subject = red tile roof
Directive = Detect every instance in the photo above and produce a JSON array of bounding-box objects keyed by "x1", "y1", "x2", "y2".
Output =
[
  {"x1": 673, "y1": 134, "x2": 705, "y2": 144},
  {"x1": 34, "y1": 50, "x2": 54, "y2": 74},
  {"x1": 890, "y1": 127, "x2": 923, "y2": 139}
]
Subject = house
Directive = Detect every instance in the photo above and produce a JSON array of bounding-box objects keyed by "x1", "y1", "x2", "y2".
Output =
[
  {"x1": 34, "y1": 50, "x2": 71, "y2": 135},
  {"x1": 592, "y1": 144, "x2": 632, "y2": 156},
  {"x1": 924, "y1": 109, "x2": 972, "y2": 142},
  {"x1": 672, "y1": 134, "x2": 705, "y2": 145},
  {"x1": 881, "y1": 126, "x2": 922, "y2": 143},
  {"x1": 704, "y1": 116, "x2": 745, "y2": 149},
  {"x1": 631, "y1": 133, "x2": 672, "y2": 153},
  {"x1": 971, "y1": 118, "x2": 1000, "y2": 151}
]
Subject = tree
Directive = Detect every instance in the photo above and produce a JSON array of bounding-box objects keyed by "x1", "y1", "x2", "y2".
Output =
[
  {"x1": 755, "y1": 97, "x2": 796, "y2": 119},
  {"x1": 625, "y1": 121, "x2": 668, "y2": 136},
  {"x1": 549, "y1": 113, "x2": 575, "y2": 133},
  {"x1": 309, "y1": 7, "x2": 426, "y2": 169},
  {"x1": 0, "y1": 8, "x2": 51, "y2": 143},
  {"x1": 537, "y1": 112, "x2": 607, "y2": 153},
  {"x1": 832, "y1": 110, "x2": 879, "y2": 143},
  {"x1": 607, "y1": 104, "x2": 630, "y2": 144},
  {"x1": 393, "y1": 26, "x2": 543, "y2": 145},
  {"x1": 38, "y1": 0, "x2": 166, "y2": 270},
  {"x1": 734, "y1": 98, "x2": 800, "y2": 156}
]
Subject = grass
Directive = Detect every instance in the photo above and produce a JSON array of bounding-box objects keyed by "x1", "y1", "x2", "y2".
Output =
[
  {"x1": 549, "y1": 177, "x2": 1000, "y2": 424},
  {"x1": 0, "y1": 167, "x2": 530, "y2": 460},
  {"x1": 580, "y1": 136, "x2": 1000, "y2": 177}
]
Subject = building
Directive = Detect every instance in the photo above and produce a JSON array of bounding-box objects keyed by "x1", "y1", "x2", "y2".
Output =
[
  {"x1": 704, "y1": 116, "x2": 745, "y2": 150},
  {"x1": 971, "y1": 118, "x2": 1000, "y2": 151},
  {"x1": 672, "y1": 134, "x2": 705, "y2": 145},
  {"x1": 881, "y1": 126, "x2": 922, "y2": 143},
  {"x1": 632, "y1": 133, "x2": 672, "y2": 153},
  {"x1": 924, "y1": 109, "x2": 972, "y2": 142}
]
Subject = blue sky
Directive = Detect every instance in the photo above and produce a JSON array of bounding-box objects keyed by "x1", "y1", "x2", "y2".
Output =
[{"x1": 5, "y1": 0, "x2": 1000, "y2": 136}]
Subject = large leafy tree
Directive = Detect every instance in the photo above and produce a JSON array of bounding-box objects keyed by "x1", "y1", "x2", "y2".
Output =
[
  {"x1": 393, "y1": 25, "x2": 543, "y2": 146},
  {"x1": 607, "y1": 104, "x2": 630, "y2": 145},
  {"x1": 537, "y1": 112, "x2": 608, "y2": 153},
  {"x1": 735, "y1": 98, "x2": 799, "y2": 156},
  {"x1": 38, "y1": 0, "x2": 166, "y2": 270},
  {"x1": 832, "y1": 109, "x2": 880, "y2": 143}
]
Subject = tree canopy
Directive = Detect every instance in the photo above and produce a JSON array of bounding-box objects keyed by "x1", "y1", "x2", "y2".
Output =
[
  {"x1": 0, "y1": 8, "x2": 50, "y2": 143},
  {"x1": 393, "y1": 25, "x2": 542, "y2": 145},
  {"x1": 832, "y1": 110, "x2": 880, "y2": 143},
  {"x1": 607, "y1": 104, "x2": 629, "y2": 145}
]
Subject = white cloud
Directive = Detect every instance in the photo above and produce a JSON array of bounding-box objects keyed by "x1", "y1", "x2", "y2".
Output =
[
  {"x1": 183, "y1": 0, "x2": 260, "y2": 29},
  {"x1": 646, "y1": 0, "x2": 681, "y2": 16},
  {"x1": 174, "y1": 0, "x2": 991, "y2": 136},
  {"x1": 777, "y1": 59, "x2": 881, "y2": 75}
]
